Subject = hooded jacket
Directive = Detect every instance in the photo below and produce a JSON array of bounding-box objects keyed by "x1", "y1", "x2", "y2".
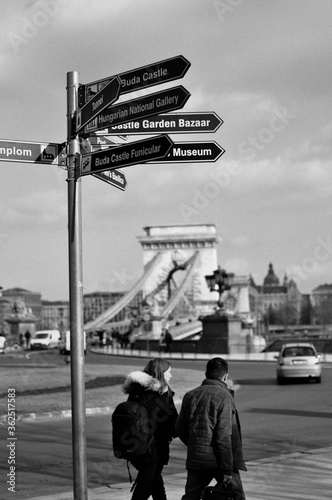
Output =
[
  {"x1": 175, "y1": 378, "x2": 246, "y2": 475},
  {"x1": 122, "y1": 371, "x2": 178, "y2": 464}
]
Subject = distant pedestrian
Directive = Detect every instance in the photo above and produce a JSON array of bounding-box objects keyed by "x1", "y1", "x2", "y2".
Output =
[
  {"x1": 164, "y1": 329, "x2": 173, "y2": 353},
  {"x1": 159, "y1": 331, "x2": 167, "y2": 353},
  {"x1": 119, "y1": 358, "x2": 178, "y2": 500},
  {"x1": 25, "y1": 330, "x2": 31, "y2": 349},
  {"x1": 176, "y1": 357, "x2": 246, "y2": 500},
  {"x1": 19, "y1": 333, "x2": 24, "y2": 347}
]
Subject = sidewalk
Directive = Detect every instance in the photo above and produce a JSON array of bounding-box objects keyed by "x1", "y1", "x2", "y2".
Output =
[{"x1": 29, "y1": 447, "x2": 332, "y2": 500}]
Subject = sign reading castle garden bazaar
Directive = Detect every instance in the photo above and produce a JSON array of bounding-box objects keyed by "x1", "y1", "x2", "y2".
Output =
[
  {"x1": 80, "y1": 135, "x2": 173, "y2": 176},
  {"x1": 89, "y1": 112, "x2": 223, "y2": 135},
  {"x1": 82, "y1": 86, "x2": 190, "y2": 134},
  {"x1": 78, "y1": 55, "x2": 191, "y2": 107}
]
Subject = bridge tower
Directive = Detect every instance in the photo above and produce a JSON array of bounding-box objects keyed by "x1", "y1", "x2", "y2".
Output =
[{"x1": 137, "y1": 224, "x2": 219, "y2": 319}]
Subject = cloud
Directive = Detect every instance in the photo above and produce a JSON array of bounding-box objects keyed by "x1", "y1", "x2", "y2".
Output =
[{"x1": 0, "y1": 189, "x2": 66, "y2": 229}]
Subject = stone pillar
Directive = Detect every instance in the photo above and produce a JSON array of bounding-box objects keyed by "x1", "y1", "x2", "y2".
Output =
[{"x1": 137, "y1": 224, "x2": 220, "y2": 318}]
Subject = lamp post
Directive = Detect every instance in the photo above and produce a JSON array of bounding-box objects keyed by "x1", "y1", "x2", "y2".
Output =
[{"x1": 205, "y1": 266, "x2": 234, "y2": 310}]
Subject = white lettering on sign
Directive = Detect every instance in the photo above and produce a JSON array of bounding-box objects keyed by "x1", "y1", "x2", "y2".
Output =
[
  {"x1": 131, "y1": 144, "x2": 161, "y2": 158},
  {"x1": 143, "y1": 67, "x2": 168, "y2": 81},
  {"x1": 129, "y1": 102, "x2": 154, "y2": 115},
  {"x1": 156, "y1": 95, "x2": 179, "y2": 107},
  {"x1": 173, "y1": 147, "x2": 212, "y2": 157},
  {"x1": 120, "y1": 67, "x2": 168, "y2": 88},
  {"x1": 142, "y1": 119, "x2": 176, "y2": 129},
  {"x1": 0, "y1": 146, "x2": 32, "y2": 157},
  {"x1": 111, "y1": 151, "x2": 130, "y2": 163},
  {"x1": 112, "y1": 171, "x2": 124, "y2": 184},
  {"x1": 98, "y1": 108, "x2": 128, "y2": 125},
  {"x1": 110, "y1": 122, "x2": 140, "y2": 130},
  {"x1": 92, "y1": 95, "x2": 104, "y2": 111},
  {"x1": 179, "y1": 119, "x2": 211, "y2": 128},
  {"x1": 95, "y1": 156, "x2": 110, "y2": 167}
]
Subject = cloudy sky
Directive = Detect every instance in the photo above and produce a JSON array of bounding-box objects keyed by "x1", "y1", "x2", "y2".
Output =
[{"x1": 0, "y1": 0, "x2": 331, "y2": 300}]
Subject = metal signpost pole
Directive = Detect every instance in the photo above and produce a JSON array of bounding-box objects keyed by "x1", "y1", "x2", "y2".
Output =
[{"x1": 66, "y1": 71, "x2": 87, "y2": 500}]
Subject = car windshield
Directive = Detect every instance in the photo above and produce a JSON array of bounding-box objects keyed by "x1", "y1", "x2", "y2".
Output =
[
  {"x1": 35, "y1": 333, "x2": 49, "y2": 339},
  {"x1": 282, "y1": 346, "x2": 315, "y2": 357}
]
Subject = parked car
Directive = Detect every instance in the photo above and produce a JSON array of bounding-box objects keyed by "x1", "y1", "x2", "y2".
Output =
[
  {"x1": 275, "y1": 342, "x2": 322, "y2": 384},
  {"x1": 0, "y1": 335, "x2": 7, "y2": 353},
  {"x1": 30, "y1": 330, "x2": 61, "y2": 350},
  {"x1": 59, "y1": 330, "x2": 86, "y2": 355}
]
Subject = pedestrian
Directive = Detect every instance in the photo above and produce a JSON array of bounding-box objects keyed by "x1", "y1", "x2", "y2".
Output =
[
  {"x1": 24, "y1": 330, "x2": 31, "y2": 349},
  {"x1": 164, "y1": 329, "x2": 173, "y2": 353},
  {"x1": 121, "y1": 358, "x2": 178, "y2": 500},
  {"x1": 159, "y1": 329, "x2": 167, "y2": 353},
  {"x1": 175, "y1": 357, "x2": 246, "y2": 500},
  {"x1": 19, "y1": 333, "x2": 24, "y2": 347}
]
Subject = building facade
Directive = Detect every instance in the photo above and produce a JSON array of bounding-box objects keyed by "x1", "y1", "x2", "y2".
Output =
[
  {"x1": 311, "y1": 284, "x2": 332, "y2": 325},
  {"x1": 41, "y1": 301, "x2": 70, "y2": 331},
  {"x1": 251, "y1": 263, "x2": 303, "y2": 325}
]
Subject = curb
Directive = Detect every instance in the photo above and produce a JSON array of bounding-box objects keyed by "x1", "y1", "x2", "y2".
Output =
[{"x1": 0, "y1": 397, "x2": 184, "y2": 424}]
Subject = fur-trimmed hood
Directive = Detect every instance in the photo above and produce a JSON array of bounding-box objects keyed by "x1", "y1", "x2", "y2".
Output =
[{"x1": 122, "y1": 371, "x2": 161, "y2": 395}]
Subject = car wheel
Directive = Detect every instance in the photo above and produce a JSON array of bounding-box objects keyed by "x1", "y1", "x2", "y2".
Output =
[
  {"x1": 316, "y1": 376, "x2": 322, "y2": 383},
  {"x1": 277, "y1": 376, "x2": 284, "y2": 385}
]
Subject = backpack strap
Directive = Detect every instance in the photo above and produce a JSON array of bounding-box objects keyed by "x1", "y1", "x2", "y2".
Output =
[{"x1": 126, "y1": 460, "x2": 133, "y2": 483}]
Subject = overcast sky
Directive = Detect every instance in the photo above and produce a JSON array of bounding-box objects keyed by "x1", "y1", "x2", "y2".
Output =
[{"x1": 0, "y1": 0, "x2": 331, "y2": 301}]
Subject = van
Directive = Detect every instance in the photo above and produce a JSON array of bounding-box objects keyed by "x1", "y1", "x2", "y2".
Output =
[
  {"x1": 59, "y1": 330, "x2": 86, "y2": 355},
  {"x1": 30, "y1": 330, "x2": 61, "y2": 350}
]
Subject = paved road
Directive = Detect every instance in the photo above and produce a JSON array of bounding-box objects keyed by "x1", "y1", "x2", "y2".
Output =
[{"x1": 1, "y1": 357, "x2": 331, "y2": 499}]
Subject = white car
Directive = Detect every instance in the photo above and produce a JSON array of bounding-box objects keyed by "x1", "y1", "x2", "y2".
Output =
[
  {"x1": 0, "y1": 335, "x2": 7, "y2": 353},
  {"x1": 30, "y1": 330, "x2": 61, "y2": 350},
  {"x1": 275, "y1": 342, "x2": 322, "y2": 384}
]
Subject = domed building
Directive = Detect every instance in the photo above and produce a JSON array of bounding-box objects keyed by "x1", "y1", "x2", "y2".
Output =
[{"x1": 252, "y1": 263, "x2": 303, "y2": 324}]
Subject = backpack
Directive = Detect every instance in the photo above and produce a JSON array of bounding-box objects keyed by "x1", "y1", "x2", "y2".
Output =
[{"x1": 112, "y1": 399, "x2": 154, "y2": 460}]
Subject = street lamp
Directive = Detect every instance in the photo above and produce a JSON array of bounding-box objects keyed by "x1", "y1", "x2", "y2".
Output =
[{"x1": 205, "y1": 266, "x2": 234, "y2": 309}]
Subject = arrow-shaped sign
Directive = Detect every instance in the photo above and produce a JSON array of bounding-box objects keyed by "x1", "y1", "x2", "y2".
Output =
[
  {"x1": 83, "y1": 86, "x2": 190, "y2": 134},
  {"x1": 76, "y1": 77, "x2": 121, "y2": 132},
  {"x1": 80, "y1": 134, "x2": 173, "y2": 176},
  {"x1": 0, "y1": 139, "x2": 66, "y2": 166},
  {"x1": 93, "y1": 169, "x2": 127, "y2": 191},
  {"x1": 78, "y1": 55, "x2": 191, "y2": 107},
  {"x1": 95, "y1": 112, "x2": 223, "y2": 135},
  {"x1": 149, "y1": 141, "x2": 225, "y2": 163}
]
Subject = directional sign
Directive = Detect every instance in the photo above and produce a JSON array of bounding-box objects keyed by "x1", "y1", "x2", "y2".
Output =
[
  {"x1": 93, "y1": 169, "x2": 127, "y2": 191},
  {"x1": 83, "y1": 86, "x2": 190, "y2": 134},
  {"x1": 0, "y1": 139, "x2": 66, "y2": 166},
  {"x1": 85, "y1": 135, "x2": 116, "y2": 148},
  {"x1": 80, "y1": 134, "x2": 173, "y2": 176},
  {"x1": 149, "y1": 141, "x2": 225, "y2": 163},
  {"x1": 76, "y1": 77, "x2": 121, "y2": 132},
  {"x1": 95, "y1": 112, "x2": 223, "y2": 135},
  {"x1": 78, "y1": 55, "x2": 191, "y2": 107}
]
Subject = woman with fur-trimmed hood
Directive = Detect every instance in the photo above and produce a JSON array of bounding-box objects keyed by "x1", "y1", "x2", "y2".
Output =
[{"x1": 122, "y1": 358, "x2": 178, "y2": 500}]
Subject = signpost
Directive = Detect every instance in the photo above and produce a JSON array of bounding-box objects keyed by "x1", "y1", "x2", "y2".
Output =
[
  {"x1": 80, "y1": 134, "x2": 173, "y2": 176},
  {"x1": 0, "y1": 54, "x2": 228, "y2": 500},
  {"x1": 92, "y1": 168, "x2": 127, "y2": 191},
  {"x1": 0, "y1": 139, "x2": 66, "y2": 165},
  {"x1": 75, "y1": 77, "x2": 121, "y2": 132},
  {"x1": 149, "y1": 141, "x2": 225, "y2": 163},
  {"x1": 81, "y1": 85, "x2": 190, "y2": 134},
  {"x1": 78, "y1": 55, "x2": 191, "y2": 106},
  {"x1": 94, "y1": 112, "x2": 223, "y2": 135}
]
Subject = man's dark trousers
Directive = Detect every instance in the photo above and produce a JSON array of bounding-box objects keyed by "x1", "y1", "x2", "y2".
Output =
[{"x1": 182, "y1": 468, "x2": 245, "y2": 500}]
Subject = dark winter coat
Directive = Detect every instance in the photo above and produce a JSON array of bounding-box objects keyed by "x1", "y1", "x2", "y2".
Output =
[
  {"x1": 175, "y1": 378, "x2": 246, "y2": 475},
  {"x1": 122, "y1": 371, "x2": 178, "y2": 464}
]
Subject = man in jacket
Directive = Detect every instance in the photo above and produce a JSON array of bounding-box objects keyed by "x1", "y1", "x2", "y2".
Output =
[{"x1": 175, "y1": 357, "x2": 246, "y2": 500}]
